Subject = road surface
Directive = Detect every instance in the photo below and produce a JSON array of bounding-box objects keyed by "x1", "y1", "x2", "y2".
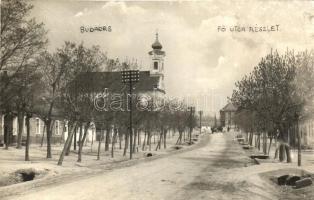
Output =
[{"x1": 5, "y1": 133, "x2": 274, "y2": 200}]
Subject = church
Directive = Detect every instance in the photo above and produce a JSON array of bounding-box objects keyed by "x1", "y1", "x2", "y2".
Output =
[
  {"x1": 78, "y1": 32, "x2": 166, "y2": 95},
  {"x1": 0, "y1": 33, "x2": 167, "y2": 145}
]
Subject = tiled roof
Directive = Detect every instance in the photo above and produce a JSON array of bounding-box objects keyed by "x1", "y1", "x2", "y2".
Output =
[{"x1": 71, "y1": 71, "x2": 164, "y2": 94}]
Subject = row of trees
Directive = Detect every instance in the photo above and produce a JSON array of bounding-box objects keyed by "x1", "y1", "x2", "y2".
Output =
[
  {"x1": 231, "y1": 49, "x2": 314, "y2": 164},
  {"x1": 57, "y1": 91, "x2": 198, "y2": 165},
  {"x1": 0, "y1": 0, "x2": 198, "y2": 164}
]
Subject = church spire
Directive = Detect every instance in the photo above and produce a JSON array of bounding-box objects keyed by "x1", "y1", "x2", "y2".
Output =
[{"x1": 152, "y1": 31, "x2": 162, "y2": 50}]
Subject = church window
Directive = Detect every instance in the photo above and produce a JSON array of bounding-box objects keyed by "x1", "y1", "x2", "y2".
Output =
[{"x1": 154, "y1": 62, "x2": 158, "y2": 70}]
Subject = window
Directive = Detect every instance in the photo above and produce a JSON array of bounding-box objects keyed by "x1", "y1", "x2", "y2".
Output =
[
  {"x1": 13, "y1": 117, "x2": 17, "y2": 136},
  {"x1": 55, "y1": 120, "x2": 59, "y2": 135},
  {"x1": 36, "y1": 118, "x2": 40, "y2": 134},
  {"x1": 154, "y1": 61, "x2": 158, "y2": 70}
]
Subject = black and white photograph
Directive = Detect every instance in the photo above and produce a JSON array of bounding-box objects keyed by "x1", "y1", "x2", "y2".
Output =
[{"x1": 1, "y1": 0, "x2": 314, "y2": 199}]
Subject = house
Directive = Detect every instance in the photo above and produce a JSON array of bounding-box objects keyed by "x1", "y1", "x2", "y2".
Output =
[
  {"x1": 220, "y1": 102, "x2": 237, "y2": 130},
  {"x1": 288, "y1": 111, "x2": 314, "y2": 148},
  {"x1": 298, "y1": 116, "x2": 314, "y2": 147},
  {"x1": 0, "y1": 112, "x2": 66, "y2": 145}
]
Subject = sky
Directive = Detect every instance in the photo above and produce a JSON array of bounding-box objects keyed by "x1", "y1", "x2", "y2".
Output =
[{"x1": 30, "y1": 0, "x2": 314, "y2": 115}]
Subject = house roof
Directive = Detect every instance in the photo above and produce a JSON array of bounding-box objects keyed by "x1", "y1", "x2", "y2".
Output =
[
  {"x1": 220, "y1": 103, "x2": 237, "y2": 112},
  {"x1": 71, "y1": 71, "x2": 165, "y2": 94}
]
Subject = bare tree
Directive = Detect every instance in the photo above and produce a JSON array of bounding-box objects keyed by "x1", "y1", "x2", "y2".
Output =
[
  {"x1": 0, "y1": 0, "x2": 47, "y2": 108},
  {"x1": 232, "y1": 50, "x2": 314, "y2": 163},
  {"x1": 38, "y1": 41, "x2": 106, "y2": 159}
]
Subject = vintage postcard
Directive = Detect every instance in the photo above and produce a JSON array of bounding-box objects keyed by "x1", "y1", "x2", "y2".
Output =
[{"x1": 1, "y1": 0, "x2": 314, "y2": 199}]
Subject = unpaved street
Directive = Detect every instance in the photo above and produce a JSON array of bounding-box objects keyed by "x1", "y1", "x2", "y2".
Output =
[{"x1": 5, "y1": 133, "x2": 275, "y2": 200}]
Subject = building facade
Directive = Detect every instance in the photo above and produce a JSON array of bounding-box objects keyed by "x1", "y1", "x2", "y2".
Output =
[
  {"x1": 288, "y1": 115, "x2": 314, "y2": 148},
  {"x1": 148, "y1": 32, "x2": 165, "y2": 91},
  {"x1": 0, "y1": 113, "x2": 66, "y2": 145},
  {"x1": 220, "y1": 103, "x2": 237, "y2": 130}
]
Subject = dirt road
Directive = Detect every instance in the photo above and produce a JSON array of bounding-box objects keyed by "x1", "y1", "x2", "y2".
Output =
[{"x1": 4, "y1": 133, "x2": 275, "y2": 200}]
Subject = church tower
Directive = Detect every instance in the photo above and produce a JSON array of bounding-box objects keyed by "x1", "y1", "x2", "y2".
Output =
[{"x1": 148, "y1": 32, "x2": 165, "y2": 91}]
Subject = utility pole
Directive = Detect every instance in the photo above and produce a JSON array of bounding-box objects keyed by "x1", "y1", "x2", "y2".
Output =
[
  {"x1": 188, "y1": 106, "x2": 195, "y2": 144},
  {"x1": 295, "y1": 112, "x2": 301, "y2": 166},
  {"x1": 214, "y1": 114, "x2": 217, "y2": 128},
  {"x1": 121, "y1": 70, "x2": 139, "y2": 159},
  {"x1": 199, "y1": 111, "x2": 203, "y2": 135}
]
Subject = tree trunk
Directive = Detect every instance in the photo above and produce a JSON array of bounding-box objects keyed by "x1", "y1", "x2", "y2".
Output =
[
  {"x1": 148, "y1": 130, "x2": 151, "y2": 151},
  {"x1": 4, "y1": 113, "x2": 14, "y2": 150},
  {"x1": 155, "y1": 132, "x2": 163, "y2": 151},
  {"x1": 279, "y1": 143, "x2": 286, "y2": 162},
  {"x1": 163, "y1": 129, "x2": 167, "y2": 149},
  {"x1": 58, "y1": 121, "x2": 77, "y2": 165},
  {"x1": 91, "y1": 130, "x2": 94, "y2": 153},
  {"x1": 61, "y1": 121, "x2": 66, "y2": 144},
  {"x1": 147, "y1": 130, "x2": 150, "y2": 145},
  {"x1": 268, "y1": 134, "x2": 273, "y2": 155},
  {"x1": 274, "y1": 134, "x2": 278, "y2": 159},
  {"x1": 153, "y1": 132, "x2": 156, "y2": 144},
  {"x1": 78, "y1": 122, "x2": 90, "y2": 162},
  {"x1": 249, "y1": 132, "x2": 253, "y2": 146},
  {"x1": 46, "y1": 120, "x2": 53, "y2": 158},
  {"x1": 25, "y1": 114, "x2": 31, "y2": 161},
  {"x1": 97, "y1": 129, "x2": 103, "y2": 160},
  {"x1": 297, "y1": 129, "x2": 301, "y2": 166},
  {"x1": 77, "y1": 124, "x2": 83, "y2": 162},
  {"x1": 258, "y1": 134, "x2": 261, "y2": 151},
  {"x1": 111, "y1": 128, "x2": 118, "y2": 158},
  {"x1": 118, "y1": 130, "x2": 122, "y2": 150},
  {"x1": 245, "y1": 132, "x2": 249, "y2": 143},
  {"x1": 65, "y1": 131, "x2": 73, "y2": 156},
  {"x1": 285, "y1": 144, "x2": 292, "y2": 163},
  {"x1": 129, "y1": 127, "x2": 133, "y2": 160},
  {"x1": 263, "y1": 132, "x2": 267, "y2": 155},
  {"x1": 123, "y1": 131, "x2": 129, "y2": 156},
  {"x1": 105, "y1": 127, "x2": 110, "y2": 151},
  {"x1": 189, "y1": 127, "x2": 192, "y2": 144},
  {"x1": 16, "y1": 111, "x2": 24, "y2": 149},
  {"x1": 133, "y1": 128, "x2": 137, "y2": 153},
  {"x1": 279, "y1": 125, "x2": 292, "y2": 163},
  {"x1": 41, "y1": 124, "x2": 46, "y2": 147},
  {"x1": 4, "y1": 125, "x2": 9, "y2": 150},
  {"x1": 73, "y1": 126, "x2": 77, "y2": 151},
  {"x1": 176, "y1": 130, "x2": 183, "y2": 144},
  {"x1": 142, "y1": 131, "x2": 146, "y2": 151}
]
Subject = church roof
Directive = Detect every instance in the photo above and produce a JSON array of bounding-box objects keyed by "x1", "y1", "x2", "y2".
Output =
[
  {"x1": 220, "y1": 103, "x2": 237, "y2": 112},
  {"x1": 70, "y1": 71, "x2": 165, "y2": 94},
  {"x1": 152, "y1": 33, "x2": 162, "y2": 50},
  {"x1": 152, "y1": 40, "x2": 162, "y2": 50},
  {"x1": 148, "y1": 49, "x2": 165, "y2": 56}
]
